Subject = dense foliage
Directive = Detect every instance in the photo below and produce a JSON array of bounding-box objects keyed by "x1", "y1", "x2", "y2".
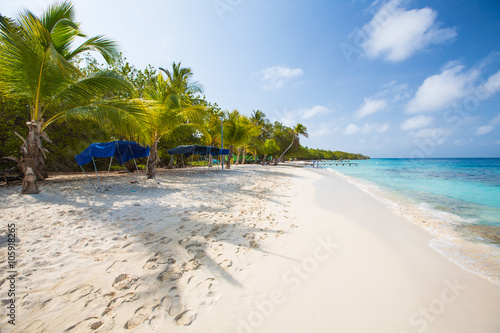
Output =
[{"x1": 0, "y1": 1, "x2": 369, "y2": 182}]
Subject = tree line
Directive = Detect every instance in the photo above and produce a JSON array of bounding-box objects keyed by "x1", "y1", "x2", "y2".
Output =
[{"x1": 0, "y1": 1, "x2": 368, "y2": 194}]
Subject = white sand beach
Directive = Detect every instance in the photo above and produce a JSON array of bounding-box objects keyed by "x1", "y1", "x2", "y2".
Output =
[{"x1": 1, "y1": 165, "x2": 500, "y2": 332}]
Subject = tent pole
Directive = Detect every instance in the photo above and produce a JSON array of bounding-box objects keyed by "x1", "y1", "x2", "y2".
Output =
[
  {"x1": 129, "y1": 145, "x2": 143, "y2": 182},
  {"x1": 107, "y1": 156, "x2": 113, "y2": 183},
  {"x1": 92, "y1": 157, "x2": 103, "y2": 191},
  {"x1": 80, "y1": 165, "x2": 98, "y2": 192},
  {"x1": 128, "y1": 145, "x2": 141, "y2": 177},
  {"x1": 116, "y1": 145, "x2": 139, "y2": 183}
]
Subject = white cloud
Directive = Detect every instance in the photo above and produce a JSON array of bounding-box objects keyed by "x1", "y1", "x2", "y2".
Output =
[
  {"x1": 302, "y1": 105, "x2": 332, "y2": 119},
  {"x1": 400, "y1": 115, "x2": 434, "y2": 130},
  {"x1": 361, "y1": 123, "x2": 390, "y2": 134},
  {"x1": 476, "y1": 125, "x2": 494, "y2": 135},
  {"x1": 311, "y1": 123, "x2": 340, "y2": 138},
  {"x1": 354, "y1": 98, "x2": 387, "y2": 119},
  {"x1": 260, "y1": 65, "x2": 303, "y2": 90},
  {"x1": 453, "y1": 138, "x2": 473, "y2": 147},
  {"x1": 345, "y1": 123, "x2": 389, "y2": 135},
  {"x1": 360, "y1": 0, "x2": 456, "y2": 62},
  {"x1": 477, "y1": 70, "x2": 500, "y2": 98},
  {"x1": 490, "y1": 113, "x2": 500, "y2": 125},
  {"x1": 345, "y1": 124, "x2": 360, "y2": 135},
  {"x1": 412, "y1": 128, "x2": 451, "y2": 145},
  {"x1": 406, "y1": 64, "x2": 478, "y2": 114}
]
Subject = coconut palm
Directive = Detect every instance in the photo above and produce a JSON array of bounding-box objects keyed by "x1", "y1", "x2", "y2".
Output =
[
  {"x1": 262, "y1": 139, "x2": 280, "y2": 166},
  {"x1": 223, "y1": 110, "x2": 260, "y2": 169},
  {"x1": 0, "y1": 2, "x2": 133, "y2": 193},
  {"x1": 140, "y1": 70, "x2": 207, "y2": 179},
  {"x1": 278, "y1": 123, "x2": 308, "y2": 162},
  {"x1": 159, "y1": 62, "x2": 202, "y2": 102}
]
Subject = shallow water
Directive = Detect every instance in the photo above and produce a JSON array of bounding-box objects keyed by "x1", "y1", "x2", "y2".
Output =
[{"x1": 318, "y1": 158, "x2": 500, "y2": 285}]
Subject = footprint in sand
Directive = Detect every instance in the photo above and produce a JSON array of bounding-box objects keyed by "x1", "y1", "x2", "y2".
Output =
[
  {"x1": 218, "y1": 259, "x2": 232, "y2": 270},
  {"x1": 64, "y1": 284, "x2": 94, "y2": 303},
  {"x1": 112, "y1": 274, "x2": 138, "y2": 290},
  {"x1": 167, "y1": 287, "x2": 183, "y2": 317},
  {"x1": 106, "y1": 260, "x2": 128, "y2": 273},
  {"x1": 182, "y1": 259, "x2": 200, "y2": 271},
  {"x1": 19, "y1": 319, "x2": 45, "y2": 332},
  {"x1": 125, "y1": 306, "x2": 147, "y2": 330},
  {"x1": 175, "y1": 310, "x2": 196, "y2": 326},
  {"x1": 157, "y1": 265, "x2": 183, "y2": 282},
  {"x1": 195, "y1": 277, "x2": 219, "y2": 306},
  {"x1": 143, "y1": 252, "x2": 162, "y2": 270}
]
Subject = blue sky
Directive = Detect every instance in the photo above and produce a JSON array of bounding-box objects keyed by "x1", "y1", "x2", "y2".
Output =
[{"x1": 3, "y1": 0, "x2": 500, "y2": 157}]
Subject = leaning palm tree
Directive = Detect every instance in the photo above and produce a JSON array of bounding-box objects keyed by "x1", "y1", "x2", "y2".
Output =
[
  {"x1": 278, "y1": 123, "x2": 308, "y2": 162},
  {"x1": 223, "y1": 110, "x2": 260, "y2": 169},
  {"x1": 0, "y1": 2, "x2": 132, "y2": 194}
]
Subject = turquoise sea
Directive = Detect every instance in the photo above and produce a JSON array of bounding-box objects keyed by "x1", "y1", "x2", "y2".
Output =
[
  {"x1": 319, "y1": 158, "x2": 500, "y2": 283},
  {"x1": 321, "y1": 158, "x2": 500, "y2": 228}
]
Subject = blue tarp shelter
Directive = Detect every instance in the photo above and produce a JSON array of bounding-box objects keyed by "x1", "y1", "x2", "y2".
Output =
[
  {"x1": 75, "y1": 141, "x2": 150, "y2": 166},
  {"x1": 75, "y1": 141, "x2": 150, "y2": 192},
  {"x1": 167, "y1": 145, "x2": 229, "y2": 157}
]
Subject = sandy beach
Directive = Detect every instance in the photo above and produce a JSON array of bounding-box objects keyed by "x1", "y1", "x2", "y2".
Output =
[{"x1": 1, "y1": 164, "x2": 500, "y2": 332}]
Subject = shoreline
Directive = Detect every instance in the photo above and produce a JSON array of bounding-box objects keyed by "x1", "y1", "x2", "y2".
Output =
[
  {"x1": 323, "y1": 167, "x2": 500, "y2": 287},
  {"x1": 1, "y1": 165, "x2": 499, "y2": 332}
]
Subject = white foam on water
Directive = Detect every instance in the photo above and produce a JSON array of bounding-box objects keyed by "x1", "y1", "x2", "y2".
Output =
[{"x1": 325, "y1": 167, "x2": 500, "y2": 286}]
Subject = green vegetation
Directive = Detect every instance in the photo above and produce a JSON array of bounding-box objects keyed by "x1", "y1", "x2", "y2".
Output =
[{"x1": 0, "y1": 1, "x2": 369, "y2": 194}]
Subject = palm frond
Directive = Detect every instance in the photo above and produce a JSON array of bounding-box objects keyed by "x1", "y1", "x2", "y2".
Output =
[{"x1": 67, "y1": 35, "x2": 119, "y2": 63}]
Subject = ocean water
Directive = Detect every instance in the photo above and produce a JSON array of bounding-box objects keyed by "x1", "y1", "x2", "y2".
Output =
[
  {"x1": 318, "y1": 158, "x2": 500, "y2": 284},
  {"x1": 321, "y1": 158, "x2": 500, "y2": 227}
]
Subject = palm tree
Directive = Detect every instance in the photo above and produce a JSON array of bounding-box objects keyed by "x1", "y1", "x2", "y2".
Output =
[
  {"x1": 0, "y1": 2, "x2": 132, "y2": 193},
  {"x1": 278, "y1": 123, "x2": 308, "y2": 162},
  {"x1": 140, "y1": 70, "x2": 207, "y2": 179},
  {"x1": 262, "y1": 139, "x2": 279, "y2": 166},
  {"x1": 159, "y1": 62, "x2": 203, "y2": 102},
  {"x1": 223, "y1": 110, "x2": 260, "y2": 169}
]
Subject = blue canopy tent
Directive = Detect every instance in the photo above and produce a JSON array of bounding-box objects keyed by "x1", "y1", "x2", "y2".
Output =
[
  {"x1": 167, "y1": 145, "x2": 229, "y2": 157},
  {"x1": 75, "y1": 141, "x2": 150, "y2": 192},
  {"x1": 167, "y1": 145, "x2": 229, "y2": 170}
]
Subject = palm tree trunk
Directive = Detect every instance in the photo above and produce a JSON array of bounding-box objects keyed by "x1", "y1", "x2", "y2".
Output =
[
  {"x1": 167, "y1": 154, "x2": 174, "y2": 169},
  {"x1": 226, "y1": 145, "x2": 234, "y2": 169},
  {"x1": 262, "y1": 154, "x2": 267, "y2": 166},
  {"x1": 235, "y1": 147, "x2": 241, "y2": 165},
  {"x1": 278, "y1": 135, "x2": 297, "y2": 162},
  {"x1": 147, "y1": 140, "x2": 159, "y2": 179},
  {"x1": 20, "y1": 121, "x2": 48, "y2": 194},
  {"x1": 242, "y1": 147, "x2": 246, "y2": 164}
]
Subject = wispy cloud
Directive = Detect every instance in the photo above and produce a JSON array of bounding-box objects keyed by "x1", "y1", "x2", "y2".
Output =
[
  {"x1": 354, "y1": 98, "x2": 387, "y2": 119},
  {"x1": 302, "y1": 105, "x2": 332, "y2": 119},
  {"x1": 476, "y1": 125, "x2": 494, "y2": 135},
  {"x1": 406, "y1": 63, "x2": 479, "y2": 114},
  {"x1": 345, "y1": 123, "x2": 360, "y2": 135},
  {"x1": 475, "y1": 112, "x2": 500, "y2": 136},
  {"x1": 412, "y1": 128, "x2": 451, "y2": 145},
  {"x1": 260, "y1": 65, "x2": 303, "y2": 90},
  {"x1": 477, "y1": 70, "x2": 500, "y2": 97},
  {"x1": 490, "y1": 113, "x2": 500, "y2": 125},
  {"x1": 400, "y1": 115, "x2": 434, "y2": 130},
  {"x1": 345, "y1": 122, "x2": 389, "y2": 135},
  {"x1": 454, "y1": 138, "x2": 473, "y2": 147},
  {"x1": 360, "y1": 0, "x2": 456, "y2": 62}
]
